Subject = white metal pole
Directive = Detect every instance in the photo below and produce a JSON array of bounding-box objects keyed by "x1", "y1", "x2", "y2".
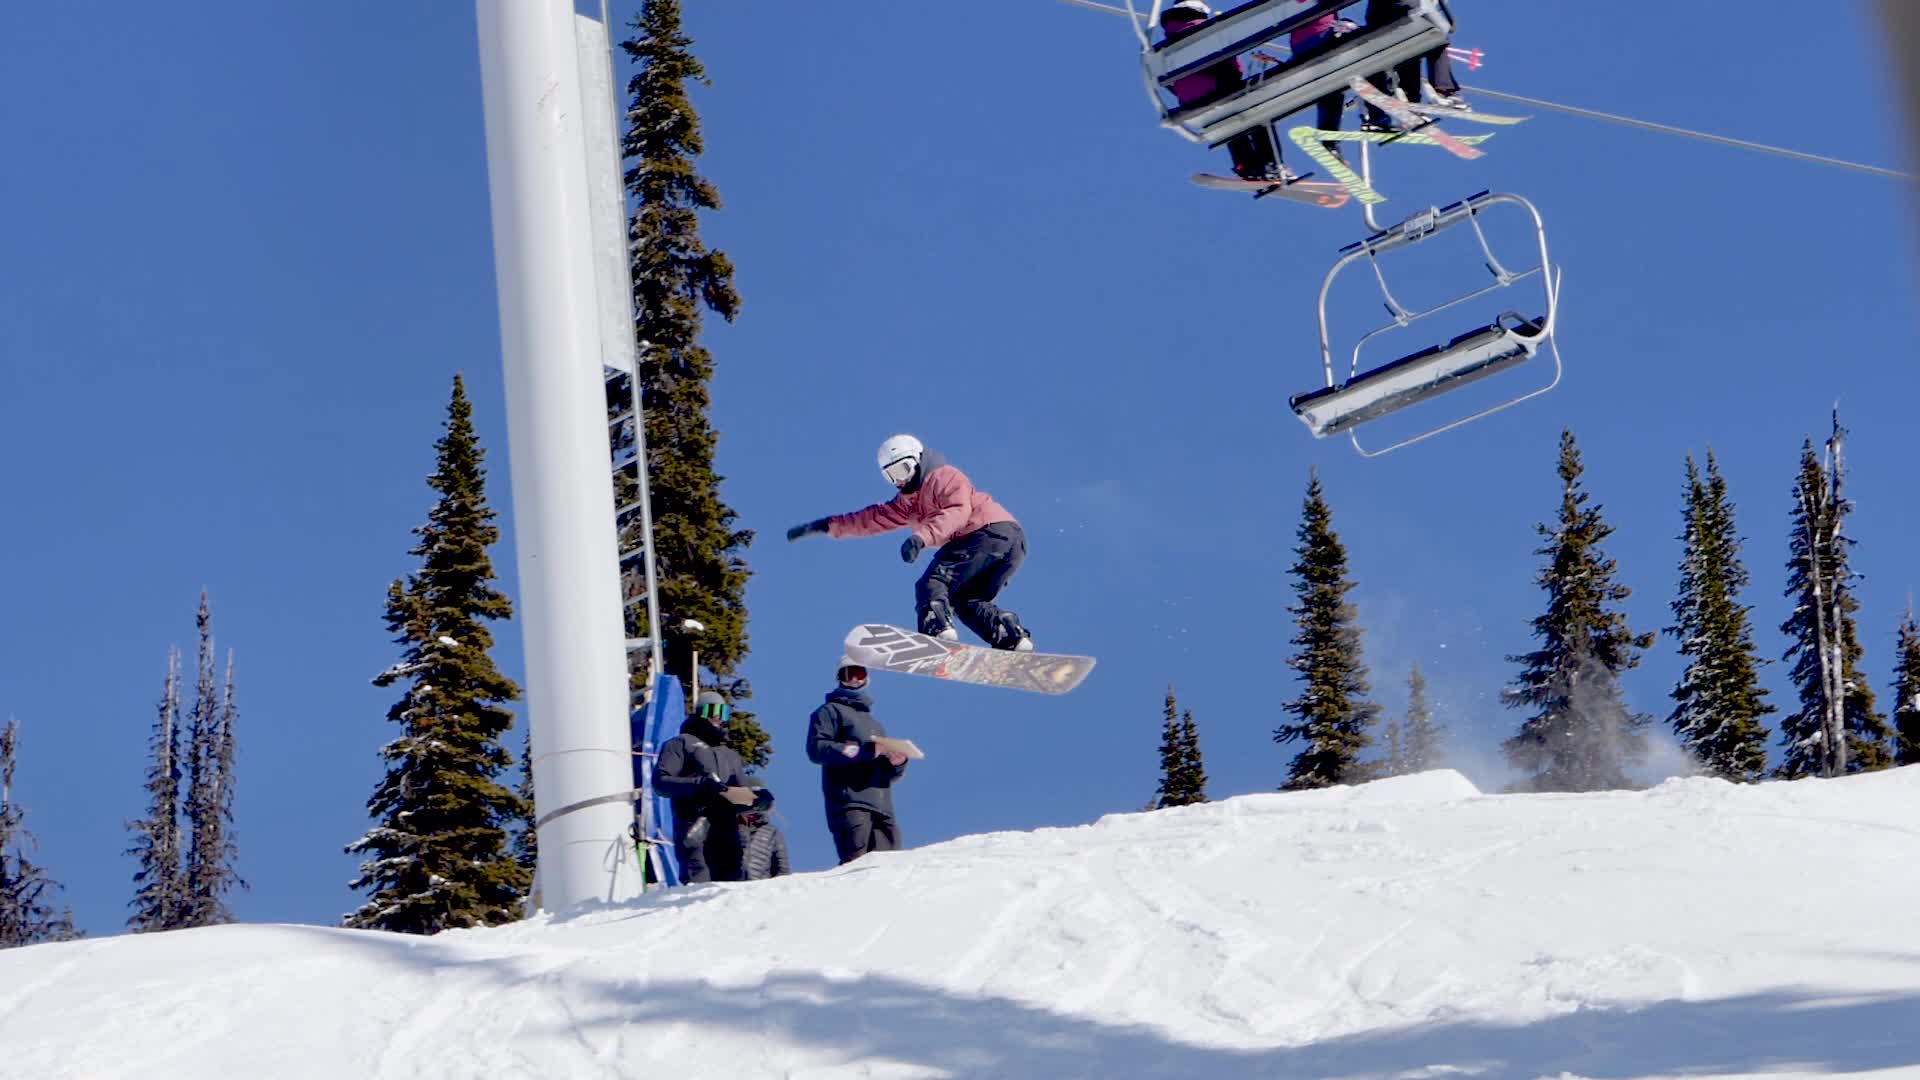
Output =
[{"x1": 475, "y1": 0, "x2": 642, "y2": 909}]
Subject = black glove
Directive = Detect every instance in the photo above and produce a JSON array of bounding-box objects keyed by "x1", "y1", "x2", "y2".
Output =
[
  {"x1": 900, "y1": 535, "x2": 924, "y2": 563},
  {"x1": 786, "y1": 518, "x2": 829, "y2": 542}
]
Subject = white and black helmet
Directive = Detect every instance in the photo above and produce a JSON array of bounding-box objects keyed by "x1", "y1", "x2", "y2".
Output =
[
  {"x1": 1160, "y1": 0, "x2": 1213, "y2": 24},
  {"x1": 876, "y1": 433, "x2": 923, "y2": 488}
]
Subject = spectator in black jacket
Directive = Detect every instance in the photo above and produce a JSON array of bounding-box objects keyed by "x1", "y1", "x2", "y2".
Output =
[
  {"x1": 806, "y1": 659, "x2": 910, "y2": 864},
  {"x1": 654, "y1": 690, "x2": 756, "y2": 882}
]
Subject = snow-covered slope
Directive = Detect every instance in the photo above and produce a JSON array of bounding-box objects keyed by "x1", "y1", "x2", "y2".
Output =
[{"x1": 5, "y1": 769, "x2": 1918, "y2": 1079}]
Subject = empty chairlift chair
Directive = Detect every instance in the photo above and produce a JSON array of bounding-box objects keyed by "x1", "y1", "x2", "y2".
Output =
[
  {"x1": 1127, "y1": 0, "x2": 1454, "y2": 151},
  {"x1": 1295, "y1": 190, "x2": 1564, "y2": 456}
]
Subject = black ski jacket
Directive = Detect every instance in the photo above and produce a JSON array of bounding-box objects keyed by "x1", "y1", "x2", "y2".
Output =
[
  {"x1": 806, "y1": 688, "x2": 907, "y2": 814},
  {"x1": 655, "y1": 716, "x2": 752, "y2": 829}
]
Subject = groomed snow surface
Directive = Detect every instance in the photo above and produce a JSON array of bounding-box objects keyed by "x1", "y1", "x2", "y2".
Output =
[{"x1": 4, "y1": 768, "x2": 1917, "y2": 1079}]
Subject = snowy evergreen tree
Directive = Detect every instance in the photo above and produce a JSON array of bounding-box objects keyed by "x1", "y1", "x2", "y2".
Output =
[
  {"x1": 1179, "y1": 710, "x2": 1207, "y2": 803},
  {"x1": 612, "y1": 0, "x2": 768, "y2": 769},
  {"x1": 126, "y1": 647, "x2": 188, "y2": 931},
  {"x1": 1153, "y1": 687, "x2": 1184, "y2": 808},
  {"x1": 1276, "y1": 471, "x2": 1379, "y2": 790},
  {"x1": 1402, "y1": 663, "x2": 1444, "y2": 773},
  {"x1": 1776, "y1": 419, "x2": 1892, "y2": 778},
  {"x1": 1667, "y1": 452, "x2": 1772, "y2": 781},
  {"x1": 181, "y1": 597, "x2": 244, "y2": 926},
  {"x1": 1502, "y1": 431, "x2": 1656, "y2": 792},
  {"x1": 347, "y1": 376, "x2": 530, "y2": 934},
  {"x1": 1892, "y1": 609, "x2": 1920, "y2": 766},
  {"x1": 513, "y1": 728, "x2": 538, "y2": 882},
  {"x1": 1, "y1": 719, "x2": 78, "y2": 948},
  {"x1": 1152, "y1": 687, "x2": 1207, "y2": 807}
]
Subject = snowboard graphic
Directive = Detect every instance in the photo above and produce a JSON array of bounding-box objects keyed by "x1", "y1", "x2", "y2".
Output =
[{"x1": 843, "y1": 624, "x2": 1096, "y2": 695}]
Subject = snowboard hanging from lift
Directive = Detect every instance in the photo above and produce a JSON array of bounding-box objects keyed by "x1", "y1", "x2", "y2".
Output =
[
  {"x1": 843, "y1": 624, "x2": 1096, "y2": 695},
  {"x1": 1189, "y1": 173, "x2": 1350, "y2": 208}
]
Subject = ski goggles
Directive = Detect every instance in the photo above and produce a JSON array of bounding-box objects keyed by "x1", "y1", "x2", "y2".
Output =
[
  {"x1": 696, "y1": 701, "x2": 731, "y2": 722},
  {"x1": 881, "y1": 455, "x2": 917, "y2": 486}
]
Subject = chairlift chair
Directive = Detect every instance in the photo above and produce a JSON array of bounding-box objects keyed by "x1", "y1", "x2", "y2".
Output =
[
  {"x1": 1125, "y1": 0, "x2": 1453, "y2": 149},
  {"x1": 1295, "y1": 185, "x2": 1564, "y2": 456}
]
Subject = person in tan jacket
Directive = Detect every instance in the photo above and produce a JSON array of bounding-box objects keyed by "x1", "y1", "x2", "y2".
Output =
[{"x1": 788, "y1": 434, "x2": 1034, "y2": 651}]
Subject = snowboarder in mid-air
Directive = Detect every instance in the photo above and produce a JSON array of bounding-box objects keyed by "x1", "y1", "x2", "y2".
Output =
[{"x1": 787, "y1": 434, "x2": 1033, "y2": 652}]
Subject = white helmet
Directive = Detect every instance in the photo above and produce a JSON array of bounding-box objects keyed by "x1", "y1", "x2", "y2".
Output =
[
  {"x1": 1161, "y1": 0, "x2": 1212, "y2": 22},
  {"x1": 876, "y1": 434, "x2": 923, "y2": 488}
]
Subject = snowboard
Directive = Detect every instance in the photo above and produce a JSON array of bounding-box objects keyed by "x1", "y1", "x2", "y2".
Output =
[
  {"x1": 871, "y1": 735, "x2": 925, "y2": 760},
  {"x1": 843, "y1": 624, "x2": 1096, "y2": 695},
  {"x1": 1348, "y1": 78, "x2": 1485, "y2": 160},
  {"x1": 1189, "y1": 173, "x2": 1350, "y2": 208}
]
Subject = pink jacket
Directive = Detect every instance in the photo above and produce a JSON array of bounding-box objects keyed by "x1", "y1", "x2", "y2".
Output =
[
  {"x1": 1291, "y1": 14, "x2": 1337, "y2": 48},
  {"x1": 826, "y1": 454, "x2": 1015, "y2": 549}
]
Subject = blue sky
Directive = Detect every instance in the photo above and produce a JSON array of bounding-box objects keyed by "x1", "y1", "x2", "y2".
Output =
[{"x1": 1, "y1": 2, "x2": 1914, "y2": 935}]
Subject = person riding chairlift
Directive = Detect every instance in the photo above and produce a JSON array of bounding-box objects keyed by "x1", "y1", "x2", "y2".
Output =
[
  {"x1": 1158, "y1": 0, "x2": 1294, "y2": 183},
  {"x1": 1360, "y1": 0, "x2": 1467, "y2": 131}
]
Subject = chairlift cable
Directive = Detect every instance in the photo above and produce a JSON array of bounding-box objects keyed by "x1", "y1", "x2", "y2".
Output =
[
  {"x1": 1050, "y1": 0, "x2": 1914, "y2": 182},
  {"x1": 1462, "y1": 85, "x2": 1914, "y2": 181}
]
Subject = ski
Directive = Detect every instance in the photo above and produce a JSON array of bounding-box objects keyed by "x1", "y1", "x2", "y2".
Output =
[
  {"x1": 1394, "y1": 99, "x2": 1530, "y2": 126},
  {"x1": 1189, "y1": 173, "x2": 1350, "y2": 208},
  {"x1": 1308, "y1": 128, "x2": 1494, "y2": 147},
  {"x1": 1348, "y1": 78, "x2": 1485, "y2": 160},
  {"x1": 1287, "y1": 126, "x2": 1386, "y2": 205}
]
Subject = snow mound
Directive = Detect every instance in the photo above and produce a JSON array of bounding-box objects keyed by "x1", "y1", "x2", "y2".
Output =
[{"x1": 4, "y1": 770, "x2": 1919, "y2": 1079}]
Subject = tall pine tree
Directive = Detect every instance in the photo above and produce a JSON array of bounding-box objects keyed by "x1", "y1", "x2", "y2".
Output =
[
  {"x1": 1, "y1": 719, "x2": 78, "y2": 947},
  {"x1": 347, "y1": 376, "x2": 530, "y2": 934},
  {"x1": 1503, "y1": 431, "x2": 1656, "y2": 792},
  {"x1": 1402, "y1": 663, "x2": 1443, "y2": 773},
  {"x1": 1276, "y1": 471, "x2": 1379, "y2": 790},
  {"x1": 1777, "y1": 418, "x2": 1892, "y2": 778},
  {"x1": 613, "y1": 0, "x2": 767, "y2": 768},
  {"x1": 1891, "y1": 608, "x2": 1920, "y2": 766},
  {"x1": 127, "y1": 647, "x2": 187, "y2": 931},
  {"x1": 1667, "y1": 452, "x2": 1772, "y2": 781},
  {"x1": 181, "y1": 596, "x2": 244, "y2": 926},
  {"x1": 1152, "y1": 686, "x2": 1207, "y2": 808},
  {"x1": 1380, "y1": 716, "x2": 1404, "y2": 778},
  {"x1": 1179, "y1": 710, "x2": 1207, "y2": 802}
]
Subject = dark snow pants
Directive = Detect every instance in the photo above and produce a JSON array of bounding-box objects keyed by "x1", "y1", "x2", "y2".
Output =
[
  {"x1": 915, "y1": 521, "x2": 1028, "y2": 648},
  {"x1": 1364, "y1": 46, "x2": 1459, "y2": 126},
  {"x1": 829, "y1": 806, "x2": 900, "y2": 865},
  {"x1": 675, "y1": 816, "x2": 744, "y2": 883},
  {"x1": 1226, "y1": 124, "x2": 1281, "y2": 178}
]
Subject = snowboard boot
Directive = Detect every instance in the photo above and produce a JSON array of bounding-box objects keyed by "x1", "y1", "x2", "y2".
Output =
[
  {"x1": 919, "y1": 601, "x2": 959, "y2": 642},
  {"x1": 989, "y1": 612, "x2": 1033, "y2": 652},
  {"x1": 1235, "y1": 162, "x2": 1298, "y2": 184}
]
